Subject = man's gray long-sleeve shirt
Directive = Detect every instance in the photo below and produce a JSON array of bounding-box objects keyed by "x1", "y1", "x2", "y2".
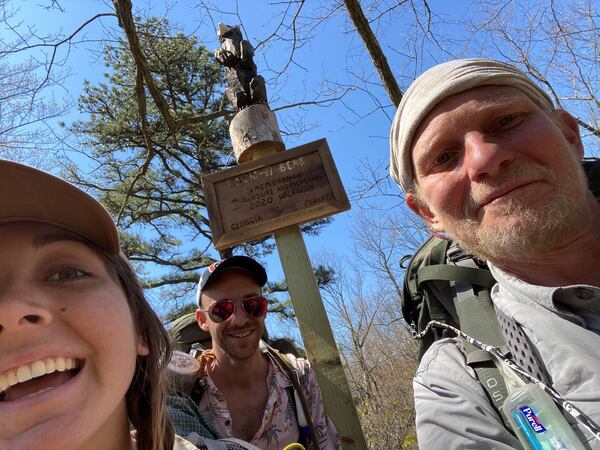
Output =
[{"x1": 413, "y1": 264, "x2": 600, "y2": 449}]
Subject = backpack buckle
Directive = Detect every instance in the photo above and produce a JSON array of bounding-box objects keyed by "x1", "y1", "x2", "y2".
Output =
[
  {"x1": 447, "y1": 242, "x2": 488, "y2": 268},
  {"x1": 447, "y1": 242, "x2": 470, "y2": 263}
]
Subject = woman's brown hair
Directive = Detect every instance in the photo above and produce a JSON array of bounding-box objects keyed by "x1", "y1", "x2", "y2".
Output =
[{"x1": 102, "y1": 251, "x2": 175, "y2": 450}]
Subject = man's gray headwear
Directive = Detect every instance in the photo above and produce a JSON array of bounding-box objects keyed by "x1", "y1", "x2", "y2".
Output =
[{"x1": 389, "y1": 58, "x2": 555, "y2": 192}]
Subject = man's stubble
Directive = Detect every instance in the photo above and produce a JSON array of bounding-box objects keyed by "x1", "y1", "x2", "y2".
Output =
[{"x1": 431, "y1": 155, "x2": 590, "y2": 264}]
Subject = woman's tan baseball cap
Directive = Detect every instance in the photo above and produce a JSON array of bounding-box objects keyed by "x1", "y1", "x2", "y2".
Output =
[{"x1": 0, "y1": 159, "x2": 120, "y2": 253}]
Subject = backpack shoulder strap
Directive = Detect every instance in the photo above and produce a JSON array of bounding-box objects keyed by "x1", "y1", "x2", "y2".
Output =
[
  {"x1": 402, "y1": 236, "x2": 535, "y2": 428},
  {"x1": 417, "y1": 242, "x2": 512, "y2": 423},
  {"x1": 189, "y1": 378, "x2": 205, "y2": 405},
  {"x1": 444, "y1": 253, "x2": 511, "y2": 416},
  {"x1": 417, "y1": 264, "x2": 496, "y2": 288},
  {"x1": 265, "y1": 344, "x2": 320, "y2": 450}
]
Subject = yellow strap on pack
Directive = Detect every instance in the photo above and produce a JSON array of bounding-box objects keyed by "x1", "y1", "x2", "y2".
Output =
[{"x1": 283, "y1": 444, "x2": 306, "y2": 450}]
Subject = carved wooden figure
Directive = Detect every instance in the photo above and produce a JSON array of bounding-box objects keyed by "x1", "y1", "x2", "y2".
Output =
[{"x1": 214, "y1": 23, "x2": 268, "y2": 111}]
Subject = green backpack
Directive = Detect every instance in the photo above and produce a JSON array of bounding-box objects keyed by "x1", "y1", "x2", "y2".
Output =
[
  {"x1": 402, "y1": 157, "x2": 600, "y2": 416},
  {"x1": 402, "y1": 236, "x2": 512, "y2": 413},
  {"x1": 169, "y1": 312, "x2": 212, "y2": 353}
]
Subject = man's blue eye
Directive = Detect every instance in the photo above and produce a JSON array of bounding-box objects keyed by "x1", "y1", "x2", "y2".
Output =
[
  {"x1": 434, "y1": 153, "x2": 450, "y2": 165},
  {"x1": 497, "y1": 114, "x2": 518, "y2": 128}
]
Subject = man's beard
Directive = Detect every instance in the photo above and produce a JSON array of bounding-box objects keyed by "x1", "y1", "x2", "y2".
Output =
[
  {"x1": 218, "y1": 322, "x2": 263, "y2": 361},
  {"x1": 439, "y1": 159, "x2": 590, "y2": 264}
]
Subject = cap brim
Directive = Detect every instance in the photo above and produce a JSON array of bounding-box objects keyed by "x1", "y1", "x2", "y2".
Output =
[{"x1": 0, "y1": 159, "x2": 120, "y2": 253}]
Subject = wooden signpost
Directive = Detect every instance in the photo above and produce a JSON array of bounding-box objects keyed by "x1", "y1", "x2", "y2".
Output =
[
  {"x1": 204, "y1": 24, "x2": 367, "y2": 450},
  {"x1": 203, "y1": 139, "x2": 350, "y2": 250}
]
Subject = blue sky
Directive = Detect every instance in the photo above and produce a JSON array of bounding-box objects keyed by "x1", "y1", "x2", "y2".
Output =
[
  {"x1": 3, "y1": 1, "x2": 403, "y2": 271},
  {"x1": 3, "y1": 0, "x2": 598, "y2": 337}
]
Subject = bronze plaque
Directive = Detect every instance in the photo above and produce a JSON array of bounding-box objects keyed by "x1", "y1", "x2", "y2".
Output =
[{"x1": 202, "y1": 139, "x2": 350, "y2": 250}]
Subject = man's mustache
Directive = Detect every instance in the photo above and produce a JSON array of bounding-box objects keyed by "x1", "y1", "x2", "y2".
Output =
[{"x1": 462, "y1": 163, "x2": 552, "y2": 218}]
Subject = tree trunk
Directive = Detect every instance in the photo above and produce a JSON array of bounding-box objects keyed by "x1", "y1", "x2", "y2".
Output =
[{"x1": 343, "y1": 0, "x2": 403, "y2": 106}]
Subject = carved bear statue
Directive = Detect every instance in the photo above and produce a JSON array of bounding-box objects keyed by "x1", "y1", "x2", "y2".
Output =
[{"x1": 214, "y1": 23, "x2": 268, "y2": 110}]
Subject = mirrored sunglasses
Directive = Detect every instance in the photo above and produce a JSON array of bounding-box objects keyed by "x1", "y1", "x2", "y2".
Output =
[{"x1": 203, "y1": 296, "x2": 268, "y2": 323}]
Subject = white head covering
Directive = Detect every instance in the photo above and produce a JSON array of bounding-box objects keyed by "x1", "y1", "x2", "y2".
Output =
[{"x1": 389, "y1": 58, "x2": 555, "y2": 192}]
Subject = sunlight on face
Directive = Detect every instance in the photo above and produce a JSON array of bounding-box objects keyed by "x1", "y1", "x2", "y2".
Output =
[
  {"x1": 0, "y1": 223, "x2": 141, "y2": 450},
  {"x1": 410, "y1": 86, "x2": 589, "y2": 263},
  {"x1": 439, "y1": 158, "x2": 586, "y2": 261},
  {"x1": 198, "y1": 269, "x2": 265, "y2": 362}
]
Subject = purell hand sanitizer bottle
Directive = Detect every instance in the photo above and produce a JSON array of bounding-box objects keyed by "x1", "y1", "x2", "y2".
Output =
[{"x1": 498, "y1": 359, "x2": 586, "y2": 450}]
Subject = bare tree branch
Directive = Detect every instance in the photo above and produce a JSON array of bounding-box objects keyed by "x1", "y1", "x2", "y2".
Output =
[
  {"x1": 343, "y1": 0, "x2": 403, "y2": 107},
  {"x1": 113, "y1": 0, "x2": 179, "y2": 137},
  {"x1": 0, "y1": 12, "x2": 115, "y2": 97}
]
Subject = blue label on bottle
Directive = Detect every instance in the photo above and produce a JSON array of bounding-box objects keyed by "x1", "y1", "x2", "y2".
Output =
[{"x1": 519, "y1": 406, "x2": 547, "y2": 433}]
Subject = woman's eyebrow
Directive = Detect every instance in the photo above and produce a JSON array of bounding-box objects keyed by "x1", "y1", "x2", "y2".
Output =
[{"x1": 32, "y1": 232, "x2": 87, "y2": 249}]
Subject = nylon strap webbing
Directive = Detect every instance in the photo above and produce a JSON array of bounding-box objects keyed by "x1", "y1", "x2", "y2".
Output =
[
  {"x1": 417, "y1": 264, "x2": 496, "y2": 288},
  {"x1": 429, "y1": 237, "x2": 448, "y2": 264},
  {"x1": 455, "y1": 291, "x2": 511, "y2": 406},
  {"x1": 450, "y1": 255, "x2": 511, "y2": 419}
]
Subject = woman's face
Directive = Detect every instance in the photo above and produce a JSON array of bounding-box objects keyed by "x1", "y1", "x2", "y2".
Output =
[{"x1": 0, "y1": 222, "x2": 146, "y2": 450}]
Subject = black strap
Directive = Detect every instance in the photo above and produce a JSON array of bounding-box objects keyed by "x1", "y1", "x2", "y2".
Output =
[
  {"x1": 190, "y1": 379, "x2": 205, "y2": 405},
  {"x1": 285, "y1": 385, "x2": 308, "y2": 447},
  {"x1": 266, "y1": 345, "x2": 321, "y2": 450},
  {"x1": 583, "y1": 157, "x2": 600, "y2": 200},
  {"x1": 418, "y1": 264, "x2": 496, "y2": 288}
]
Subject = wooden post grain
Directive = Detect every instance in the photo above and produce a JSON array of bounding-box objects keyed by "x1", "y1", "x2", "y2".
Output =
[{"x1": 274, "y1": 227, "x2": 365, "y2": 449}]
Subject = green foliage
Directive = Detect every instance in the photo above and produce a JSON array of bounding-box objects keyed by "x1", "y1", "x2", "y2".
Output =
[
  {"x1": 402, "y1": 433, "x2": 418, "y2": 450},
  {"x1": 163, "y1": 302, "x2": 197, "y2": 323},
  {"x1": 67, "y1": 17, "x2": 233, "y2": 306},
  {"x1": 261, "y1": 263, "x2": 336, "y2": 319}
]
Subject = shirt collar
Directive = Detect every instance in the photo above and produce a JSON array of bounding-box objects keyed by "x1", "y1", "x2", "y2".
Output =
[{"x1": 489, "y1": 262, "x2": 600, "y2": 324}]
